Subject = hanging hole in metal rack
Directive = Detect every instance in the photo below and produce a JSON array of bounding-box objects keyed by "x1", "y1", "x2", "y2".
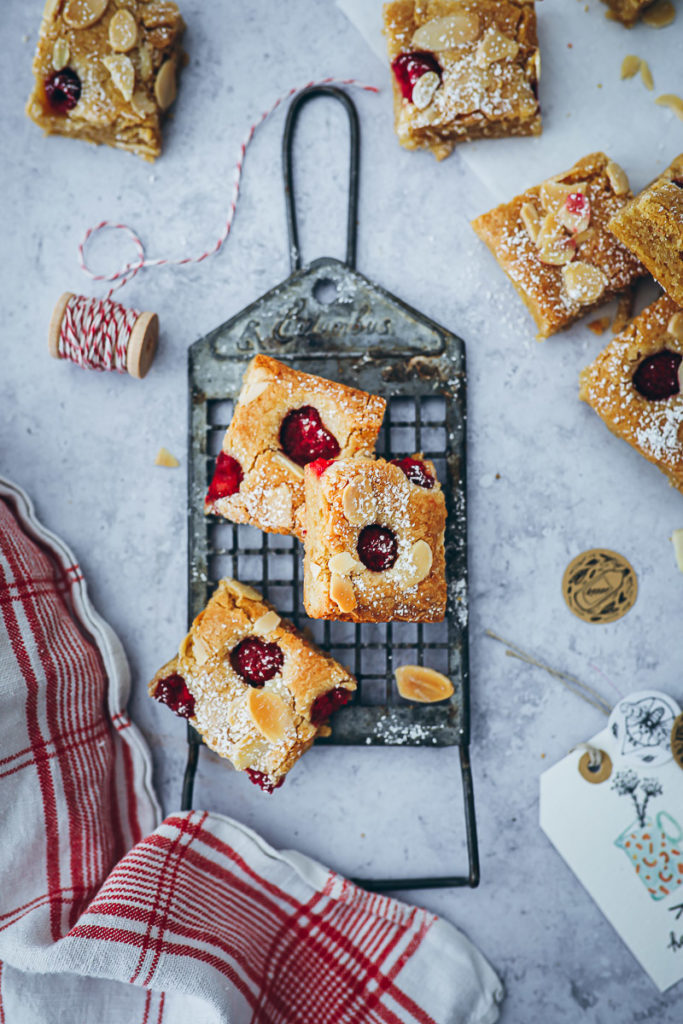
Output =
[{"x1": 184, "y1": 85, "x2": 479, "y2": 892}]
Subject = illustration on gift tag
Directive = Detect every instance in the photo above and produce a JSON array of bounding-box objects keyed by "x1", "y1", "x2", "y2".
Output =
[
  {"x1": 612, "y1": 770, "x2": 683, "y2": 901},
  {"x1": 609, "y1": 691, "x2": 679, "y2": 768}
]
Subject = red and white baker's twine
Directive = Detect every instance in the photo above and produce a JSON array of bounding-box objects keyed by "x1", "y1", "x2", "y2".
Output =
[
  {"x1": 78, "y1": 78, "x2": 379, "y2": 296},
  {"x1": 59, "y1": 293, "x2": 139, "y2": 372}
]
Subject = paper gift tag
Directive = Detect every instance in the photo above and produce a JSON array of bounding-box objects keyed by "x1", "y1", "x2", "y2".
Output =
[{"x1": 540, "y1": 690, "x2": 683, "y2": 992}]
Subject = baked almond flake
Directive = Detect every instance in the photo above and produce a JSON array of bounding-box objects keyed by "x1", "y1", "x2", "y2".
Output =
[
  {"x1": 395, "y1": 665, "x2": 454, "y2": 703},
  {"x1": 247, "y1": 691, "x2": 296, "y2": 745}
]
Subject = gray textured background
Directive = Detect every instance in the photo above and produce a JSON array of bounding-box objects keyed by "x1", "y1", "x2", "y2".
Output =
[{"x1": 2, "y1": 1, "x2": 683, "y2": 1020}]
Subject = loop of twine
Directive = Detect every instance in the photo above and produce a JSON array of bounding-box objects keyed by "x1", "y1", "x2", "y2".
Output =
[{"x1": 77, "y1": 78, "x2": 379, "y2": 298}]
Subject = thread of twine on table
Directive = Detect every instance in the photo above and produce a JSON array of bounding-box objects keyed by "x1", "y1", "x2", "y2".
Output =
[{"x1": 58, "y1": 77, "x2": 379, "y2": 374}]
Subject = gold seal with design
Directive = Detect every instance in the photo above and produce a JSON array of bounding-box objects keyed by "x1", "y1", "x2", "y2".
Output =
[{"x1": 562, "y1": 549, "x2": 637, "y2": 624}]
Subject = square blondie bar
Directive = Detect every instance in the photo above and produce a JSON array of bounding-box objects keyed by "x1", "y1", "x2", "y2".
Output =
[
  {"x1": 27, "y1": 0, "x2": 184, "y2": 160},
  {"x1": 383, "y1": 0, "x2": 541, "y2": 160},
  {"x1": 579, "y1": 295, "x2": 683, "y2": 492},
  {"x1": 205, "y1": 355, "x2": 386, "y2": 540},
  {"x1": 608, "y1": 155, "x2": 683, "y2": 307},
  {"x1": 149, "y1": 578, "x2": 357, "y2": 792},
  {"x1": 472, "y1": 152, "x2": 646, "y2": 338},
  {"x1": 302, "y1": 456, "x2": 447, "y2": 623}
]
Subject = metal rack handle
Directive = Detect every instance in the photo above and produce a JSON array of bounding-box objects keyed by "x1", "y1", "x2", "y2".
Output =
[{"x1": 282, "y1": 86, "x2": 360, "y2": 272}]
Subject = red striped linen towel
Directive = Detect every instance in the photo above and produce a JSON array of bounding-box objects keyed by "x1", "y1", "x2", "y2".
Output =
[{"x1": 0, "y1": 477, "x2": 503, "y2": 1024}]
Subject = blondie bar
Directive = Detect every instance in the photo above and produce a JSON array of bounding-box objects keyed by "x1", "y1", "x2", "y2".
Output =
[
  {"x1": 205, "y1": 355, "x2": 386, "y2": 540},
  {"x1": 27, "y1": 0, "x2": 184, "y2": 161},
  {"x1": 302, "y1": 456, "x2": 447, "y2": 623},
  {"x1": 579, "y1": 295, "x2": 683, "y2": 492},
  {"x1": 472, "y1": 152, "x2": 646, "y2": 338},
  {"x1": 608, "y1": 155, "x2": 683, "y2": 307},
  {"x1": 383, "y1": 0, "x2": 541, "y2": 160},
  {"x1": 149, "y1": 578, "x2": 357, "y2": 792}
]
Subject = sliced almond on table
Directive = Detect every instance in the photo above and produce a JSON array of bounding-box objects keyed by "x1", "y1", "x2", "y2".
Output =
[
  {"x1": 109, "y1": 8, "x2": 138, "y2": 51},
  {"x1": 395, "y1": 665, "x2": 454, "y2": 703},
  {"x1": 63, "y1": 0, "x2": 108, "y2": 29},
  {"x1": 620, "y1": 55, "x2": 641, "y2": 79},
  {"x1": 656, "y1": 94, "x2": 683, "y2": 120},
  {"x1": 247, "y1": 691, "x2": 295, "y2": 744},
  {"x1": 562, "y1": 262, "x2": 608, "y2": 304},
  {"x1": 411, "y1": 11, "x2": 480, "y2": 50},
  {"x1": 252, "y1": 611, "x2": 281, "y2": 635},
  {"x1": 155, "y1": 446, "x2": 179, "y2": 467},
  {"x1": 640, "y1": 60, "x2": 654, "y2": 91},
  {"x1": 330, "y1": 573, "x2": 356, "y2": 613}
]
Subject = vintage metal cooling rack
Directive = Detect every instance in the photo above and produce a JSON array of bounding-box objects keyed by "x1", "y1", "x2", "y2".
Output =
[{"x1": 182, "y1": 86, "x2": 479, "y2": 891}]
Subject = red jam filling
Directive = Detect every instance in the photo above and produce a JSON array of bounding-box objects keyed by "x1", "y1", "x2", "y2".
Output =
[
  {"x1": 308, "y1": 457, "x2": 334, "y2": 477},
  {"x1": 279, "y1": 406, "x2": 340, "y2": 466},
  {"x1": 310, "y1": 686, "x2": 352, "y2": 726},
  {"x1": 153, "y1": 673, "x2": 195, "y2": 719},
  {"x1": 633, "y1": 350, "x2": 682, "y2": 401},
  {"x1": 230, "y1": 636, "x2": 284, "y2": 686},
  {"x1": 206, "y1": 452, "x2": 243, "y2": 503},
  {"x1": 357, "y1": 525, "x2": 399, "y2": 572},
  {"x1": 44, "y1": 68, "x2": 81, "y2": 113},
  {"x1": 391, "y1": 52, "x2": 441, "y2": 102},
  {"x1": 566, "y1": 192, "x2": 589, "y2": 215},
  {"x1": 246, "y1": 769, "x2": 285, "y2": 793},
  {"x1": 390, "y1": 456, "x2": 435, "y2": 489}
]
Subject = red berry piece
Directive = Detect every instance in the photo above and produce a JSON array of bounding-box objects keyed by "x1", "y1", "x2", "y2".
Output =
[
  {"x1": 391, "y1": 52, "x2": 441, "y2": 102},
  {"x1": 246, "y1": 768, "x2": 285, "y2": 793},
  {"x1": 44, "y1": 68, "x2": 81, "y2": 114},
  {"x1": 310, "y1": 686, "x2": 352, "y2": 726},
  {"x1": 357, "y1": 525, "x2": 399, "y2": 572},
  {"x1": 153, "y1": 673, "x2": 195, "y2": 719},
  {"x1": 390, "y1": 456, "x2": 435, "y2": 489},
  {"x1": 279, "y1": 406, "x2": 340, "y2": 466},
  {"x1": 308, "y1": 457, "x2": 334, "y2": 477},
  {"x1": 633, "y1": 350, "x2": 682, "y2": 401},
  {"x1": 206, "y1": 452, "x2": 243, "y2": 503},
  {"x1": 230, "y1": 636, "x2": 284, "y2": 686}
]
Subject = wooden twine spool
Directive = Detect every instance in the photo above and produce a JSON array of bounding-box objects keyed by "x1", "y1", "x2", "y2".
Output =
[{"x1": 48, "y1": 292, "x2": 159, "y2": 379}]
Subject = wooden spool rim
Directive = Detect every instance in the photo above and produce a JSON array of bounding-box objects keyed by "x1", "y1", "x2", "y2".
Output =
[
  {"x1": 48, "y1": 292, "x2": 74, "y2": 360},
  {"x1": 126, "y1": 310, "x2": 159, "y2": 379}
]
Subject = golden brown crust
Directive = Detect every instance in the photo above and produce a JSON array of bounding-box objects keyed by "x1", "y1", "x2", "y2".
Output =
[
  {"x1": 600, "y1": 0, "x2": 656, "y2": 25},
  {"x1": 608, "y1": 155, "x2": 683, "y2": 307},
  {"x1": 26, "y1": 0, "x2": 185, "y2": 161},
  {"x1": 302, "y1": 456, "x2": 447, "y2": 622},
  {"x1": 205, "y1": 355, "x2": 386, "y2": 540},
  {"x1": 471, "y1": 152, "x2": 646, "y2": 338},
  {"x1": 149, "y1": 578, "x2": 357, "y2": 788},
  {"x1": 579, "y1": 295, "x2": 683, "y2": 491},
  {"x1": 383, "y1": 0, "x2": 541, "y2": 160}
]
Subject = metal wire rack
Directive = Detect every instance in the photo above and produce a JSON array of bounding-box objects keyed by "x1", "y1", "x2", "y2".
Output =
[{"x1": 181, "y1": 85, "x2": 479, "y2": 891}]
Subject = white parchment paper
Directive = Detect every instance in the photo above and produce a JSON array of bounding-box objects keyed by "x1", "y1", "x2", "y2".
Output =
[{"x1": 337, "y1": 0, "x2": 683, "y2": 201}]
